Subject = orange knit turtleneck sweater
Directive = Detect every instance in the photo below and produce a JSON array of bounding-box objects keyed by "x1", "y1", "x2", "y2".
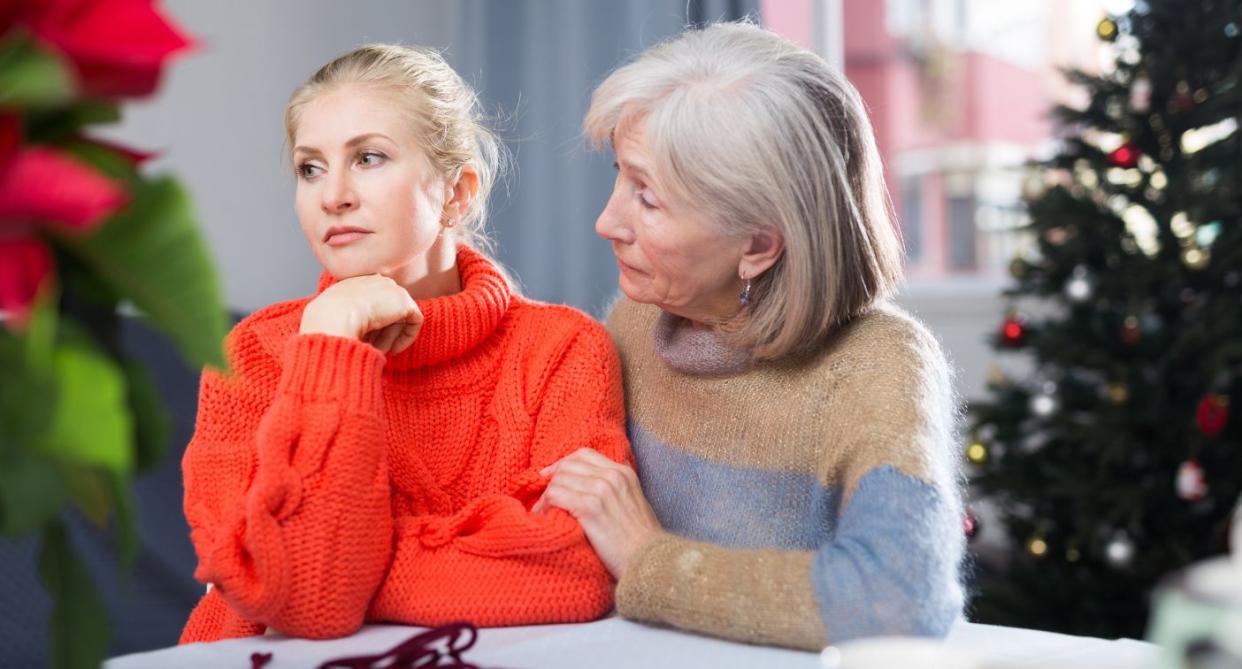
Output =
[{"x1": 179, "y1": 246, "x2": 630, "y2": 644}]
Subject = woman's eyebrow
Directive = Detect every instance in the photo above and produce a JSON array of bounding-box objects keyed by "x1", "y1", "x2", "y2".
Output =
[
  {"x1": 293, "y1": 132, "x2": 396, "y2": 156},
  {"x1": 618, "y1": 159, "x2": 653, "y2": 182}
]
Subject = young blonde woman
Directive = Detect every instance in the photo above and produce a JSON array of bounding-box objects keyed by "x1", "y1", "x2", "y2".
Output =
[{"x1": 179, "y1": 44, "x2": 630, "y2": 643}]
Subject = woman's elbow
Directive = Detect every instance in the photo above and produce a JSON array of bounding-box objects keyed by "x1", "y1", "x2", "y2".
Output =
[{"x1": 854, "y1": 578, "x2": 965, "y2": 640}]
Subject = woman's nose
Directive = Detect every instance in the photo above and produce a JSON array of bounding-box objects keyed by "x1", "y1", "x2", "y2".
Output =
[
  {"x1": 321, "y1": 171, "x2": 357, "y2": 213},
  {"x1": 595, "y1": 192, "x2": 633, "y2": 243}
]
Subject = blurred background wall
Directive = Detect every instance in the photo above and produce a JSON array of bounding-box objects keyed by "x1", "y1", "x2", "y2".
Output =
[{"x1": 95, "y1": 0, "x2": 1113, "y2": 403}]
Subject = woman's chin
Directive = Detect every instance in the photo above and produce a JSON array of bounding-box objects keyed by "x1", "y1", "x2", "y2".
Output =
[
  {"x1": 322, "y1": 258, "x2": 383, "y2": 281},
  {"x1": 616, "y1": 273, "x2": 654, "y2": 305}
]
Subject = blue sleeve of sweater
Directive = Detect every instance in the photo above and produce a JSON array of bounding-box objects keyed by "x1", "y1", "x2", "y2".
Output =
[{"x1": 810, "y1": 465, "x2": 966, "y2": 641}]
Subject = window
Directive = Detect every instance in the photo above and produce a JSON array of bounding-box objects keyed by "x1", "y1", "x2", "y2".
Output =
[
  {"x1": 900, "y1": 176, "x2": 925, "y2": 263},
  {"x1": 947, "y1": 194, "x2": 978, "y2": 271}
]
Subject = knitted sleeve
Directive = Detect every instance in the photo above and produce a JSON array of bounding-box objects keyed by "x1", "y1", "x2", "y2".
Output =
[
  {"x1": 370, "y1": 320, "x2": 630, "y2": 626},
  {"x1": 615, "y1": 323, "x2": 965, "y2": 650},
  {"x1": 182, "y1": 327, "x2": 393, "y2": 641}
]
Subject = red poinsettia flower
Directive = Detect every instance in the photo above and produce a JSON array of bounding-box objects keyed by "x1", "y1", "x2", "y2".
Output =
[
  {"x1": 0, "y1": 146, "x2": 128, "y2": 231},
  {"x1": 5, "y1": 0, "x2": 193, "y2": 98},
  {"x1": 0, "y1": 237, "x2": 53, "y2": 326},
  {"x1": 0, "y1": 115, "x2": 128, "y2": 326}
]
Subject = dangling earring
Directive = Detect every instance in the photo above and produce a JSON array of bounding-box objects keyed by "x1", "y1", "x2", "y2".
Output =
[{"x1": 739, "y1": 274, "x2": 753, "y2": 307}]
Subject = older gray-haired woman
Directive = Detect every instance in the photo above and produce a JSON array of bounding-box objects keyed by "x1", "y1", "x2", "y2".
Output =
[{"x1": 534, "y1": 21, "x2": 966, "y2": 650}]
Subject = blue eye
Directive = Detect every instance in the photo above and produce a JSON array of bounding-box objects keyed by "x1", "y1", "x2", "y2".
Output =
[{"x1": 296, "y1": 162, "x2": 321, "y2": 179}]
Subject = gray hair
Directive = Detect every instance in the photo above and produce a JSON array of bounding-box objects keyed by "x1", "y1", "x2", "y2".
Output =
[
  {"x1": 285, "y1": 43, "x2": 505, "y2": 249},
  {"x1": 584, "y1": 21, "x2": 903, "y2": 360}
]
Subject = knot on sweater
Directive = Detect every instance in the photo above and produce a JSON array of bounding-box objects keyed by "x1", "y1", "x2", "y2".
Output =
[{"x1": 411, "y1": 516, "x2": 461, "y2": 549}]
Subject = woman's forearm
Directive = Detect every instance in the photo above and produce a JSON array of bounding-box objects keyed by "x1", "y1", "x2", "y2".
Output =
[
  {"x1": 616, "y1": 465, "x2": 964, "y2": 651},
  {"x1": 369, "y1": 493, "x2": 615, "y2": 625},
  {"x1": 187, "y1": 334, "x2": 394, "y2": 639},
  {"x1": 616, "y1": 532, "x2": 827, "y2": 650}
]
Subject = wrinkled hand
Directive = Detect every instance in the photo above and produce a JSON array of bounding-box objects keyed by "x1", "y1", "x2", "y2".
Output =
[
  {"x1": 533, "y1": 447, "x2": 661, "y2": 579},
  {"x1": 300, "y1": 274, "x2": 424, "y2": 354}
]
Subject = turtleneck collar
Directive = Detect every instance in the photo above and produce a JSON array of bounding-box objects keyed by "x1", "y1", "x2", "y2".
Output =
[
  {"x1": 652, "y1": 309, "x2": 752, "y2": 377},
  {"x1": 315, "y1": 244, "x2": 511, "y2": 370}
]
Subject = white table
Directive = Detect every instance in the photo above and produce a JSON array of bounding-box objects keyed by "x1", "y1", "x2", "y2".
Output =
[{"x1": 106, "y1": 616, "x2": 1160, "y2": 669}]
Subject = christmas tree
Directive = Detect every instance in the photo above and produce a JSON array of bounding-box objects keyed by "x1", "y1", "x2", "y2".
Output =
[{"x1": 967, "y1": 0, "x2": 1242, "y2": 639}]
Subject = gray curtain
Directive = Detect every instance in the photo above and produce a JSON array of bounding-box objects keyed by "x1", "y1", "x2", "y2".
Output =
[{"x1": 451, "y1": 0, "x2": 758, "y2": 317}]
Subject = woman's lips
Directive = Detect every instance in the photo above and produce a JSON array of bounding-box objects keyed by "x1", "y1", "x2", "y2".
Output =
[
  {"x1": 324, "y1": 227, "x2": 372, "y2": 246},
  {"x1": 616, "y1": 257, "x2": 646, "y2": 276}
]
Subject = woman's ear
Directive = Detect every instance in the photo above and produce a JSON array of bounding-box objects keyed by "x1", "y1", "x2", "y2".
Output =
[
  {"x1": 444, "y1": 165, "x2": 480, "y2": 225},
  {"x1": 738, "y1": 228, "x2": 785, "y2": 279}
]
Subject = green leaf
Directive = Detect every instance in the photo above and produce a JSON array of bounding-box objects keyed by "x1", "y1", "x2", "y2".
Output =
[
  {"x1": 38, "y1": 341, "x2": 134, "y2": 474},
  {"x1": 0, "y1": 305, "x2": 58, "y2": 458},
  {"x1": 0, "y1": 296, "x2": 66, "y2": 535},
  {"x1": 39, "y1": 522, "x2": 111, "y2": 669},
  {"x1": 60, "y1": 134, "x2": 140, "y2": 185},
  {"x1": 121, "y1": 359, "x2": 171, "y2": 473},
  {"x1": 107, "y1": 471, "x2": 138, "y2": 566},
  {"x1": 55, "y1": 176, "x2": 228, "y2": 370},
  {"x1": 23, "y1": 289, "x2": 60, "y2": 366},
  {"x1": 0, "y1": 33, "x2": 75, "y2": 108},
  {"x1": 0, "y1": 454, "x2": 66, "y2": 535},
  {"x1": 23, "y1": 103, "x2": 123, "y2": 146}
]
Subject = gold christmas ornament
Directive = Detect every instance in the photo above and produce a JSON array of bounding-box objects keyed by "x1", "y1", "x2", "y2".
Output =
[
  {"x1": 1028, "y1": 537, "x2": 1049, "y2": 557},
  {"x1": 1183, "y1": 247, "x2": 1209, "y2": 270},
  {"x1": 966, "y1": 442, "x2": 989, "y2": 465},
  {"x1": 1097, "y1": 16, "x2": 1119, "y2": 41},
  {"x1": 1107, "y1": 383, "x2": 1130, "y2": 404}
]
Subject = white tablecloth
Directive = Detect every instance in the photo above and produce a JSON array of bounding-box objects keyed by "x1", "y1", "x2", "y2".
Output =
[{"x1": 106, "y1": 616, "x2": 1160, "y2": 669}]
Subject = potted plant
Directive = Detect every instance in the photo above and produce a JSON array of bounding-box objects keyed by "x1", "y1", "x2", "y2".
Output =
[{"x1": 0, "y1": 1, "x2": 226, "y2": 667}]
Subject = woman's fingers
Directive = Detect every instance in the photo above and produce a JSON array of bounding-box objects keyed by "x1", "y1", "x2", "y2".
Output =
[
  {"x1": 369, "y1": 322, "x2": 402, "y2": 352},
  {"x1": 388, "y1": 313, "x2": 423, "y2": 354},
  {"x1": 301, "y1": 273, "x2": 425, "y2": 349},
  {"x1": 540, "y1": 465, "x2": 663, "y2": 579},
  {"x1": 542, "y1": 447, "x2": 626, "y2": 477},
  {"x1": 352, "y1": 284, "x2": 424, "y2": 353},
  {"x1": 549, "y1": 454, "x2": 639, "y2": 500},
  {"x1": 542, "y1": 476, "x2": 608, "y2": 519}
]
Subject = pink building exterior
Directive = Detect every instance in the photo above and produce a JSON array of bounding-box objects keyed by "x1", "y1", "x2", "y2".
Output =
[{"x1": 764, "y1": 0, "x2": 1068, "y2": 278}]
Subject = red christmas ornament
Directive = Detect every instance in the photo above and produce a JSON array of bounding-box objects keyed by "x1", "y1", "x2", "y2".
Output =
[
  {"x1": 1109, "y1": 143, "x2": 1140, "y2": 168},
  {"x1": 1176, "y1": 460, "x2": 1208, "y2": 502},
  {"x1": 963, "y1": 508, "x2": 981, "y2": 541},
  {"x1": 1196, "y1": 393, "x2": 1229, "y2": 437},
  {"x1": 1000, "y1": 314, "x2": 1027, "y2": 347}
]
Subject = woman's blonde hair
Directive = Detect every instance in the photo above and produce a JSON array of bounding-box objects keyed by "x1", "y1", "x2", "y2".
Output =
[
  {"x1": 584, "y1": 21, "x2": 903, "y2": 360},
  {"x1": 285, "y1": 43, "x2": 504, "y2": 249}
]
